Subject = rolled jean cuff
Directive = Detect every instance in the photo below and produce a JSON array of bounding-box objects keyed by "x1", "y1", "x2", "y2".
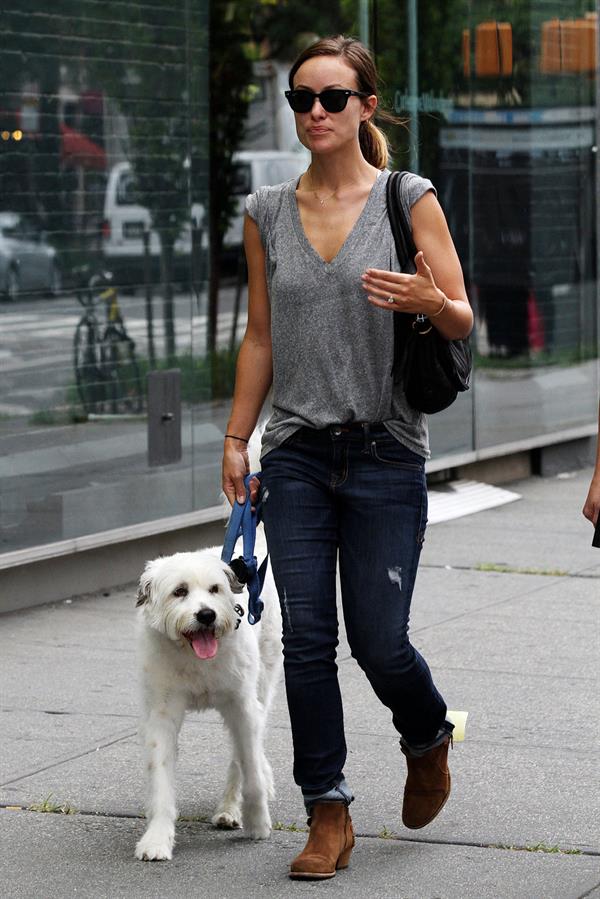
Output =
[
  {"x1": 302, "y1": 777, "x2": 354, "y2": 813},
  {"x1": 400, "y1": 720, "x2": 455, "y2": 758}
]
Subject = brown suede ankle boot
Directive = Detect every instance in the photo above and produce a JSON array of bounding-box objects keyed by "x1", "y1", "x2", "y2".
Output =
[
  {"x1": 401, "y1": 734, "x2": 452, "y2": 829},
  {"x1": 289, "y1": 802, "x2": 355, "y2": 880}
]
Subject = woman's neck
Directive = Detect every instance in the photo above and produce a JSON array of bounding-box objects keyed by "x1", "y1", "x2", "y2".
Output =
[{"x1": 302, "y1": 147, "x2": 379, "y2": 193}]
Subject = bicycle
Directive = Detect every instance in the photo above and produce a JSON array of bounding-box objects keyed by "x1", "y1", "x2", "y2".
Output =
[{"x1": 73, "y1": 271, "x2": 144, "y2": 416}]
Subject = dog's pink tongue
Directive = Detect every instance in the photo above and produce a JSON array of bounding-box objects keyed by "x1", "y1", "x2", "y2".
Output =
[{"x1": 190, "y1": 631, "x2": 218, "y2": 659}]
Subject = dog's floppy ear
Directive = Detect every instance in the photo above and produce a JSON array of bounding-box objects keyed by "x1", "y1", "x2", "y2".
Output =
[
  {"x1": 224, "y1": 562, "x2": 245, "y2": 595},
  {"x1": 136, "y1": 568, "x2": 153, "y2": 606}
]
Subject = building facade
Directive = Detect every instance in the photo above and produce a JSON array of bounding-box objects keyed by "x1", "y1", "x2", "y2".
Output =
[{"x1": 1, "y1": 1, "x2": 598, "y2": 607}]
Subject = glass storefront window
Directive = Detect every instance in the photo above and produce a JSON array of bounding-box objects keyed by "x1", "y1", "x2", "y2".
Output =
[
  {"x1": 1, "y1": 1, "x2": 598, "y2": 560},
  {"x1": 375, "y1": 0, "x2": 598, "y2": 456},
  {"x1": 1, "y1": 1, "x2": 211, "y2": 553}
]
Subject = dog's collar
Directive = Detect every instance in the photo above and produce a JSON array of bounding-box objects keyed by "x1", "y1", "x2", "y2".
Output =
[{"x1": 234, "y1": 603, "x2": 244, "y2": 630}]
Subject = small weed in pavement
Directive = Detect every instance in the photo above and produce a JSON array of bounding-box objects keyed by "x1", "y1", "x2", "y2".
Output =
[
  {"x1": 475, "y1": 563, "x2": 569, "y2": 577},
  {"x1": 29, "y1": 794, "x2": 77, "y2": 815},
  {"x1": 493, "y1": 842, "x2": 582, "y2": 855},
  {"x1": 273, "y1": 821, "x2": 308, "y2": 833}
]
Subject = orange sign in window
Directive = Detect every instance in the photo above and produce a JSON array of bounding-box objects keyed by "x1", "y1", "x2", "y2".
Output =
[
  {"x1": 540, "y1": 18, "x2": 562, "y2": 73},
  {"x1": 475, "y1": 21, "x2": 513, "y2": 77},
  {"x1": 540, "y1": 15, "x2": 597, "y2": 73}
]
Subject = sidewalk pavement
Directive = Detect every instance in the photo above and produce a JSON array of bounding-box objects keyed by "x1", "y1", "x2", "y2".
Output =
[{"x1": 1, "y1": 467, "x2": 599, "y2": 899}]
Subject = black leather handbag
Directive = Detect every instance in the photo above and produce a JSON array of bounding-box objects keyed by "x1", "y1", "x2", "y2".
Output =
[{"x1": 386, "y1": 170, "x2": 472, "y2": 415}]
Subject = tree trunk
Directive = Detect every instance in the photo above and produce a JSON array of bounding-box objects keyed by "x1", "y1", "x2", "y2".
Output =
[
  {"x1": 207, "y1": 224, "x2": 221, "y2": 357},
  {"x1": 143, "y1": 229, "x2": 156, "y2": 368},
  {"x1": 160, "y1": 239, "x2": 176, "y2": 361}
]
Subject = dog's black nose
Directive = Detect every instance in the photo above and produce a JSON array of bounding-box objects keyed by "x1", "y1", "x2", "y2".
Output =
[{"x1": 195, "y1": 608, "x2": 216, "y2": 626}]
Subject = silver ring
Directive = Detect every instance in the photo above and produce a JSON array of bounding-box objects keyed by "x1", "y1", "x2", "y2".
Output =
[{"x1": 386, "y1": 295, "x2": 395, "y2": 304}]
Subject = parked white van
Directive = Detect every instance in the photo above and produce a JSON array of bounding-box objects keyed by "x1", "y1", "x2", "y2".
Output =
[
  {"x1": 100, "y1": 161, "x2": 202, "y2": 287},
  {"x1": 101, "y1": 150, "x2": 309, "y2": 285},
  {"x1": 224, "y1": 149, "x2": 309, "y2": 249}
]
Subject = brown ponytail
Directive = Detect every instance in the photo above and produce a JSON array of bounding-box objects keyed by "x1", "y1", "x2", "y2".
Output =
[
  {"x1": 288, "y1": 35, "x2": 405, "y2": 170},
  {"x1": 359, "y1": 119, "x2": 390, "y2": 170}
]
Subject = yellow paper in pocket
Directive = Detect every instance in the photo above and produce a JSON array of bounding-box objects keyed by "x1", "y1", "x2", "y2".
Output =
[{"x1": 447, "y1": 710, "x2": 468, "y2": 742}]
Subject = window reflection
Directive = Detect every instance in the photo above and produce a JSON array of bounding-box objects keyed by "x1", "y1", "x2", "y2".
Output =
[
  {"x1": 379, "y1": 2, "x2": 598, "y2": 455},
  {"x1": 0, "y1": 1, "x2": 598, "y2": 556}
]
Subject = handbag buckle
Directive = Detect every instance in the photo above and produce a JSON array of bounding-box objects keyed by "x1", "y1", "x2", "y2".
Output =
[{"x1": 413, "y1": 315, "x2": 432, "y2": 335}]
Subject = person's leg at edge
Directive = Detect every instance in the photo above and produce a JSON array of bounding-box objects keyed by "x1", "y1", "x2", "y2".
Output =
[
  {"x1": 337, "y1": 431, "x2": 454, "y2": 830},
  {"x1": 260, "y1": 435, "x2": 355, "y2": 878}
]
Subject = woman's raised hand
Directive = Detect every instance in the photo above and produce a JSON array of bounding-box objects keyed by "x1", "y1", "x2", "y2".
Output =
[{"x1": 361, "y1": 251, "x2": 446, "y2": 317}]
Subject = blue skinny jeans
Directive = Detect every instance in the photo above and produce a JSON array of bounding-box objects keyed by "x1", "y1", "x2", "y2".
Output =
[{"x1": 260, "y1": 423, "x2": 448, "y2": 801}]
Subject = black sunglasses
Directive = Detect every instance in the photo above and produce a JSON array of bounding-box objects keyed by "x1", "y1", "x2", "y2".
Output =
[{"x1": 285, "y1": 88, "x2": 369, "y2": 114}]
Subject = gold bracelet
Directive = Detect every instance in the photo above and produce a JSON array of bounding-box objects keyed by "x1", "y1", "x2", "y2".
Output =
[{"x1": 429, "y1": 294, "x2": 448, "y2": 318}]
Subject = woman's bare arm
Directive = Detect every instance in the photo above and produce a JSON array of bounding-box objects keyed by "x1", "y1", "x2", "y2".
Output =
[{"x1": 222, "y1": 214, "x2": 273, "y2": 505}]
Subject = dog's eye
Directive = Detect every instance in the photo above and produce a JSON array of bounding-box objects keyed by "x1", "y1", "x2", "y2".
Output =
[
  {"x1": 208, "y1": 584, "x2": 220, "y2": 594},
  {"x1": 173, "y1": 585, "x2": 188, "y2": 598}
]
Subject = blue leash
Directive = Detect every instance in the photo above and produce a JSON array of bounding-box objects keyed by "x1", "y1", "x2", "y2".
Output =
[{"x1": 221, "y1": 472, "x2": 269, "y2": 625}]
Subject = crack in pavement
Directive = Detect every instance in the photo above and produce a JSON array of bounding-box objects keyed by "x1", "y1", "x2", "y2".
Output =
[
  {"x1": 1, "y1": 804, "x2": 598, "y2": 858},
  {"x1": 576, "y1": 884, "x2": 600, "y2": 899},
  {"x1": 408, "y1": 572, "x2": 593, "y2": 637},
  {"x1": 0, "y1": 707, "x2": 137, "y2": 720},
  {"x1": 0, "y1": 727, "x2": 137, "y2": 787},
  {"x1": 421, "y1": 562, "x2": 600, "y2": 579}
]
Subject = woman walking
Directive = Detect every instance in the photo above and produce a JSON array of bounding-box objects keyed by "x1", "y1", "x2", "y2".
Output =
[{"x1": 222, "y1": 34, "x2": 473, "y2": 880}]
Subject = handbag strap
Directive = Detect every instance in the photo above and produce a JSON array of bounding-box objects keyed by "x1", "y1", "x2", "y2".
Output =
[
  {"x1": 386, "y1": 170, "x2": 418, "y2": 271},
  {"x1": 386, "y1": 170, "x2": 423, "y2": 383}
]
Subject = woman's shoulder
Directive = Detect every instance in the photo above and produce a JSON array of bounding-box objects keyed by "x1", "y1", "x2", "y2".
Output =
[
  {"x1": 391, "y1": 169, "x2": 437, "y2": 209},
  {"x1": 245, "y1": 176, "x2": 300, "y2": 226}
]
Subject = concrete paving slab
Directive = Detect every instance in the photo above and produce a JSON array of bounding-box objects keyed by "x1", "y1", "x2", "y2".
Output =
[
  {"x1": 413, "y1": 586, "x2": 598, "y2": 682},
  {"x1": 480, "y1": 575, "x2": 598, "y2": 620},
  {"x1": 337, "y1": 662, "x2": 596, "y2": 751},
  {"x1": 0, "y1": 594, "x2": 139, "y2": 717},
  {"x1": 0, "y1": 645, "x2": 137, "y2": 719},
  {"x1": 1, "y1": 808, "x2": 599, "y2": 899},
  {"x1": 0, "y1": 709, "x2": 137, "y2": 784},
  {"x1": 421, "y1": 470, "x2": 599, "y2": 577},
  {"x1": 409, "y1": 567, "x2": 549, "y2": 628}
]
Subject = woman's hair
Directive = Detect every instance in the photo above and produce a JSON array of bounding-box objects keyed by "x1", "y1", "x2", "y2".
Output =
[{"x1": 288, "y1": 35, "x2": 402, "y2": 170}]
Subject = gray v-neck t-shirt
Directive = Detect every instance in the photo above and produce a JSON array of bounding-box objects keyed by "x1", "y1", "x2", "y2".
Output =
[{"x1": 245, "y1": 168, "x2": 435, "y2": 460}]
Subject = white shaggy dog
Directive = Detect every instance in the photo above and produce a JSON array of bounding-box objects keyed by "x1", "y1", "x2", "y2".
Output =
[{"x1": 134, "y1": 535, "x2": 282, "y2": 861}]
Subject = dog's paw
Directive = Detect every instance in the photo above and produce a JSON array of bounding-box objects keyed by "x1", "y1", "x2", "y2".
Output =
[
  {"x1": 212, "y1": 809, "x2": 242, "y2": 830},
  {"x1": 135, "y1": 830, "x2": 174, "y2": 861},
  {"x1": 244, "y1": 811, "x2": 272, "y2": 840}
]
